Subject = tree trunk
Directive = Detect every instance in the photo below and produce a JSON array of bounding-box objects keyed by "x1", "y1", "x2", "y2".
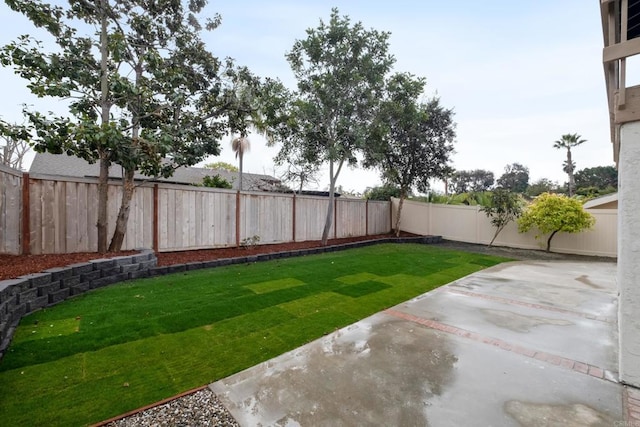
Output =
[
  {"x1": 97, "y1": 152, "x2": 110, "y2": 253},
  {"x1": 108, "y1": 168, "x2": 135, "y2": 252},
  {"x1": 546, "y1": 229, "x2": 559, "y2": 252},
  {"x1": 394, "y1": 191, "x2": 406, "y2": 237},
  {"x1": 96, "y1": 0, "x2": 110, "y2": 253},
  {"x1": 109, "y1": 58, "x2": 142, "y2": 253},
  {"x1": 488, "y1": 225, "x2": 505, "y2": 247},
  {"x1": 321, "y1": 158, "x2": 345, "y2": 246},
  {"x1": 567, "y1": 148, "x2": 575, "y2": 197},
  {"x1": 321, "y1": 159, "x2": 335, "y2": 246},
  {"x1": 238, "y1": 152, "x2": 243, "y2": 191}
]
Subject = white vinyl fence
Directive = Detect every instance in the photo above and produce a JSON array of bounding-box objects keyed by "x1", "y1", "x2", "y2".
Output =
[{"x1": 393, "y1": 198, "x2": 617, "y2": 257}]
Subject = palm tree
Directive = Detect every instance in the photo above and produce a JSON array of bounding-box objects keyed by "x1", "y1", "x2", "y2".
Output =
[
  {"x1": 232, "y1": 136, "x2": 251, "y2": 191},
  {"x1": 553, "y1": 133, "x2": 586, "y2": 197}
]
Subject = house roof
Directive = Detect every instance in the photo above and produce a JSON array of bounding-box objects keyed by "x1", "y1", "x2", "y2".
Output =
[
  {"x1": 583, "y1": 192, "x2": 618, "y2": 210},
  {"x1": 29, "y1": 152, "x2": 285, "y2": 192}
]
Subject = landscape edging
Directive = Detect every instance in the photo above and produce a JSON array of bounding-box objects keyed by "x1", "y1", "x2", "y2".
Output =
[{"x1": 0, "y1": 236, "x2": 442, "y2": 360}]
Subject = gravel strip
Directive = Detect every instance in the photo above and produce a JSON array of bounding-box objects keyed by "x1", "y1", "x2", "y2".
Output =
[{"x1": 105, "y1": 388, "x2": 239, "y2": 427}]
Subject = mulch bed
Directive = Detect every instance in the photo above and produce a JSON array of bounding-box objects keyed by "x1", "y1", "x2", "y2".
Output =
[{"x1": 0, "y1": 233, "x2": 414, "y2": 281}]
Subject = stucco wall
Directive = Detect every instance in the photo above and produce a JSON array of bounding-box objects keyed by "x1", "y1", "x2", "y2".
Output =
[{"x1": 618, "y1": 122, "x2": 640, "y2": 387}]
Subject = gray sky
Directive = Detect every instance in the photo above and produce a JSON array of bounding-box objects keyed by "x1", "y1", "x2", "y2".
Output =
[{"x1": 0, "y1": 1, "x2": 617, "y2": 193}]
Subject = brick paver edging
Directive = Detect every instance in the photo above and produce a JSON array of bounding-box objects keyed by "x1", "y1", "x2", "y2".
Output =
[
  {"x1": 0, "y1": 236, "x2": 442, "y2": 360},
  {"x1": 385, "y1": 308, "x2": 618, "y2": 383},
  {"x1": 625, "y1": 386, "x2": 640, "y2": 427}
]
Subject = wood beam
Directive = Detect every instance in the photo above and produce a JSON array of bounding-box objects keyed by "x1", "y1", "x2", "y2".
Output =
[
  {"x1": 615, "y1": 85, "x2": 640, "y2": 124},
  {"x1": 603, "y1": 37, "x2": 640, "y2": 62}
]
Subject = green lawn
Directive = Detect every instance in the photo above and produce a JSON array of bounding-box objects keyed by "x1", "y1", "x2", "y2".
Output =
[{"x1": 0, "y1": 243, "x2": 509, "y2": 426}]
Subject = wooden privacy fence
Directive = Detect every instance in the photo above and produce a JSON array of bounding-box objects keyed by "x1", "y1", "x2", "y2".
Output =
[
  {"x1": 0, "y1": 167, "x2": 391, "y2": 255},
  {"x1": 0, "y1": 164, "x2": 22, "y2": 255},
  {"x1": 392, "y1": 198, "x2": 618, "y2": 257}
]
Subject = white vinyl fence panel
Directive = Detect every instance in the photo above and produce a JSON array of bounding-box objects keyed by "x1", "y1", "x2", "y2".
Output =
[{"x1": 392, "y1": 198, "x2": 617, "y2": 257}]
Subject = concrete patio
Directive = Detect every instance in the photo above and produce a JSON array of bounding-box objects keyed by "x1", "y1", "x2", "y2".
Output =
[{"x1": 210, "y1": 260, "x2": 638, "y2": 426}]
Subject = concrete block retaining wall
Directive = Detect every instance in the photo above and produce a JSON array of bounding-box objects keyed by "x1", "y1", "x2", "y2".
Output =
[
  {"x1": 0, "y1": 236, "x2": 442, "y2": 359},
  {"x1": 0, "y1": 249, "x2": 157, "y2": 357}
]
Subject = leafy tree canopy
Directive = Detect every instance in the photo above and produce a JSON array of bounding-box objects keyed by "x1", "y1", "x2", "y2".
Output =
[
  {"x1": 525, "y1": 178, "x2": 559, "y2": 198},
  {"x1": 450, "y1": 169, "x2": 494, "y2": 194},
  {"x1": 363, "y1": 72, "x2": 455, "y2": 235},
  {"x1": 365, "y1": 184, "x2": 402, "y2": 201},
  {"x1": 574, "y1": 165, "x2": 617, "y2": 192},
  {"x1": 517, "y1": 192, "x2": 595, "y2": 252},
  {"x1": 202, "y1": 174, "x2": 232, "y2": 189},
  {"x1": 204, "y1": 161, "x2": 238, "y2": 172},
  {"x1": 497, "y1": 163, "x2": 529, "y2": 193},
  {"x1": 2, "y1": 0, "x2": 264, "y2": 251},
  {"x1": 268, "y1": 8, "x2": 395, "y2": 244}
]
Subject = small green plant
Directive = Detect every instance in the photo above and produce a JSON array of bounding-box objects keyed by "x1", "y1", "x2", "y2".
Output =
[
  {"x1": 240, "y1": 235, "x2": 260, "y2": 249},
  {"x1": 481, "y1": 189, "x2": 524, "y2": 247},
  {"x1": 202, "y1": 174, "x2": 233, "y2": 189}
]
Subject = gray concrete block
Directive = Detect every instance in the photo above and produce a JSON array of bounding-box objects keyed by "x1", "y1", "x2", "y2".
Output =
[
  {"x1": 37, "y1": 281, "x2": 61, "y2": 297},
  {"x1": 0, "y1": 301, "x2": 8, "y2": 323},
  {"x1": 138, "y1": 259, "x2": 156, "y2": 270},
  {"x1": 168, "y1": 265, "x2": 186, "y2": 274},
  {"x1": 27, "y1": 295, "x2": 49, "y2": 312},
  {"x1": 89, "y1": 259, "x2": 117, "y2": 269},
  {"x1": 0, "y1": 279, "x2": 23, "y2": 303},
  {"x1": 70, "y1": 263, "x2": 94, "y2": 275},
  {"x1": 19, "y1": 272, "x2": 53, "y2": 288},
  {"x1": 10, "y1": 303, "x2": 27, "y2": 322},
  {"x1": 61, "y1": 275, "x2": 81, "y2": 288},
  {"x1": 70, "y1": 282, "x2": 91, "y2": 296},
  {"x1": 148, "y1": 267, "x2": 168, "y2": 277},
  {"x1": 81, "y1": 270, "x2": 101, "y2": 281},
  {"x1": 48, "y1": 288, "x2": 70, "y2": 304},
  {"x1": 128, "y1": 270, "x2": 150, "y2": 280},
  {"x1": 120, "y1": 263, "x2": 141, "y2": 274},
  {"x1": 186, "y1": 262, "x2": 203, "y2": 271},
  {"x1": 91, "y1": 273, "x2": 128, "y2": 289},
  {"x1": 43, "y1": 267, "x2": 73, "y2": 281},
  {"x1": 113, "y1": 256, "x2": 135, "y2": 266},
  {"x1": 133, "y1": 253, "x2": 152, "y2": 263},
  {"x1": 101, "y1": 266, "x2": 122, "y2": 277},
  {"x1": 18, "y1": 287, "x2": 38, "y2": 305},
  {"x1": 203, "y1": 260, "x2": 221, "y2": 269}
]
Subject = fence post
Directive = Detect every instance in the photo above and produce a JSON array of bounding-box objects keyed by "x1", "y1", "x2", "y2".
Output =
[
  {"x1": 21, "y1": 172, "x2": 30, "y2": 255},
  {"x1": 365, "y1": 199, "x2": 369, "y2": 236},
  {"x1": 292, "y1": 193, "x2": 296, "y2": 242},
  {"x1": 475, "y1": 205, "x2": 481, "y2": 244},
  {"x1": 235, "y1": 191, "x2": 241, "y2": 247},
  {"x1": 389, "y1": 199, "x2": 393, "y2": 233},
  {"x1": 334, "y1": 197, "x2": 338, "y2": 239},
  {"x1": 153, "y1": 184, "x2": 159, "y2": 252}
]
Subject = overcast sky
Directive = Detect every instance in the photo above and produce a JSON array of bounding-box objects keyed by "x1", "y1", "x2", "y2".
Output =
[{"x1": 0, "y1": 1, "x2": 617, "y2": 194}]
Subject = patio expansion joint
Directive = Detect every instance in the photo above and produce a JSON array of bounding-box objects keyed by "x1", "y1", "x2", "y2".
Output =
[
  {"x1": 446, "y1": 288, "x2": 615, "y2": 324},
  {"x1": 384, "y1": 308, "x2": 619, "y2": 384}
]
